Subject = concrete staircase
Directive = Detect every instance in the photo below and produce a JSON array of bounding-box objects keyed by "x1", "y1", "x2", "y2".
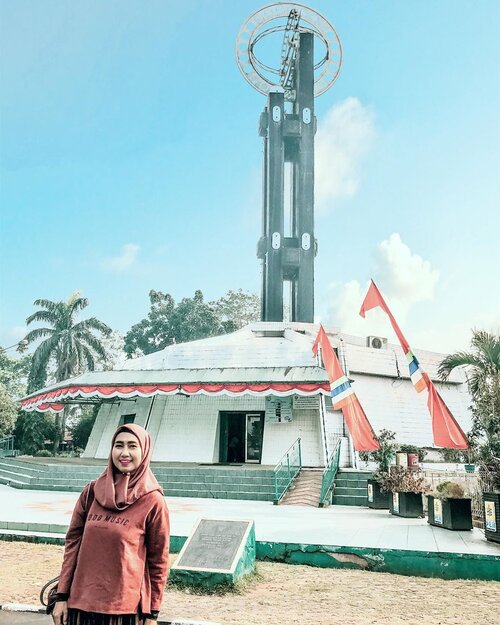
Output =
[
  {"x1": 0, "y1": 458, "x2": 276, "y2": 502},
  {"x1": 331, "y1": 469, "x2": 371, "y2": 506},
  {"x1": 280, "y1": 469, "x2": 323, "y2": 507}
]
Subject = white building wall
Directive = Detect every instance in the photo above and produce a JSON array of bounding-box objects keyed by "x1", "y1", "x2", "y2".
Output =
[
  {"x1": 260, "y1": 409, "x2": 322, "y2": 467},
  {"x1": 323, "y1": 407, "x2": 351, "y2": 468},
  {"x1": 152, "y1": 395, "x2": 266, "y2": 462},
  {"x1": 353, "y1": 373, "x2": 472, "y2": 447},
  {"x1": 94, "y1": 403, "x2": 121, "y2": 458},
  {"x1": 86, "y1": 395, "x2": 324, "y2": 466},
  {"x1": 147, "y1": 396, "x2": 168, "y2": 456},
  {"x1": 82, "y1": 403, "x2": 112, "y2": 458},
  {"x1": 90, "y1": 398, "x2": 153, "y2": 459}
]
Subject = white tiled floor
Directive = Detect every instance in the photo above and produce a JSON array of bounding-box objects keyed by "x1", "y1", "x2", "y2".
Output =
[{"x1": 1, "y1": 485, "x2": 499, "y2": 556}]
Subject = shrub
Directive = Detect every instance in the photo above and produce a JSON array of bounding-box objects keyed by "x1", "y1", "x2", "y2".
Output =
[
  {"x1": 480, "y1": 456, "x2": 500, "y2": 493},
  {"x1": 369, "y1": 430, "x2": 397, "y2": 474},
  {"x1": 35, "y1": 449, "x2": 54, "y2": 458},
  {"x1": 377, "y1": 466, "x2": 429, "y2": 494},
  {"x1": 434, "y1": 481, "x2": 466, "y2": 500}
]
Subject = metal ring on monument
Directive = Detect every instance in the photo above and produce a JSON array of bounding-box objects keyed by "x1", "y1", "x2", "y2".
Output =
[{"x1": 235, "y1": 2, "x2": 342, "y2": 99}]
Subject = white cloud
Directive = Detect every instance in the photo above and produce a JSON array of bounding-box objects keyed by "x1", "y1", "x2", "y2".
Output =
[
  {"x1": 315, "y1": 97, "x2": 375, "y2": 214},
  {"x1": 319, "y1": 233, "x2": 440, "y2": 340},
  {"x1": 11, "y1": 326, "x2": 27, "y2": 340},
  {"x1": 101, "y1": 244, "x2": 140, "y2": 272},
  {"x1": 374, "y1": 233, "x2": 440, "y2": 317},
  {"x1": 412, "y1": 314, "x2": 500, "y2": 354}
]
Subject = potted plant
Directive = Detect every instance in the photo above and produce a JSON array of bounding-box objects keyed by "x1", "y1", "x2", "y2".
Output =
[
  {"x1": 381, "y1": 466, "x2": 428, "y2": 518},
  {"x1": 482, "y1": 457, "x2": 500, "y2": 543},
  {"x1": 366, "y1": 430, "x2": 397, "y2": 509},
  {"x1": 427, "y1": 481, "x2": 473, "y2": 530}
]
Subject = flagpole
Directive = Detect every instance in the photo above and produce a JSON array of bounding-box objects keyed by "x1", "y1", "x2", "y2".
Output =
[
  {"x1": 338, "y1": 337, "x2": 358, "y2": 470},
  {"x1": 315, "y1": 337, "x2": 330, "y2": 465}
]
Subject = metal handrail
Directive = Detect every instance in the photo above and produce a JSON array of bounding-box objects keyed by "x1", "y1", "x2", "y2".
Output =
[
  {"x1": 319, "y1": 439, "x2": 341, "y2": 506},
  {"x1": 273, "y1": 437, "x2": 302, "y2": 504},
  {"x1": 0, "y1": 435, "x2": 16, "y2": 458},
  {"x1": 0, "y1": 435, "x2": 15, "y2": 450}
]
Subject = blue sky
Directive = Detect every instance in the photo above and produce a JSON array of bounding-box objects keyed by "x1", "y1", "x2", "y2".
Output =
[{"x1": 1, "y1": 0, "x2": 499, "y2": 355}]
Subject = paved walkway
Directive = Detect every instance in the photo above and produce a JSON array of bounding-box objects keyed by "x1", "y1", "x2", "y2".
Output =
[
  {"x1": 1, "y1": 485, "x2": 498, "y2": 555},
  {"x1": 0, "y1": 613, "x2": 51, "y2": 624}
]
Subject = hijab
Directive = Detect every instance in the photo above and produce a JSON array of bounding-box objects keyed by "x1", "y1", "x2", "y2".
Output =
[{"x1": 93, "y1": 423, "x2": 163, "y2": 511}]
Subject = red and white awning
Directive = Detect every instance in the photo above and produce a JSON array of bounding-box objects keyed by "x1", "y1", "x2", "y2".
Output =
[{"x1": 21, "y1": 381, "x2": 330, "y2": 413}]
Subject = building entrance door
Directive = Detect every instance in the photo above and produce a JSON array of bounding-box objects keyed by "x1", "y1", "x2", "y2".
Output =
[{"x1": 219, "y1": 412, "x2": 264, "y2": 464}]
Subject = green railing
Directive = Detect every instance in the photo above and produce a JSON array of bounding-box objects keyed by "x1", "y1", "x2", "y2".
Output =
[
  {"x1": 273, "y1": 437, "x2": 302, "y2": 504},
  {"x1": 319, "y1": 439, "x2": 341, "y2": 507},
  {"x1": 0, "y1": 435, "x2": 15, "y2": 458}
]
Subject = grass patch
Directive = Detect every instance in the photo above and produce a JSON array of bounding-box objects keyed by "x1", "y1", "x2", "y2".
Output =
[{"x1": 169, "y1": 565, "x2": 263, "y2": 595}]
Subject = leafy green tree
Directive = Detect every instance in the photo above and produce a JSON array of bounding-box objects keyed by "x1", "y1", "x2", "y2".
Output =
[
  {"x1": 212, "y1": 289, "x2": 260, "y2": 331},
  {"x1": 0, "y1": 384, "x2": 18, "y2": 438},
  {"x1": 14, "y1": 410, "x2": 57, "y2": 456},
  {"x1": 438, "y1": 330, "x2": 500, "y2": 461},
  {"x1": 23, "y1": 292, "x2": 112, "y2": 452},
  {"x1": 70, "y1": 405, "x2": 99, "y2": 451},
  {"x1": 124, "y1": 290, "x2": 175, "y2": 356},
  {"x1": 0, "y1": 350, "x2": 31, "y2": 399},
  {"x1": 170, "y1": 290, "x2": 225, "y2": 344},
  {"x1": 124, "y1": 289, "x2": 260, "y2": 357},
  {"x1": 0, "y1": 349, "x2": 33, "y2": 446}
]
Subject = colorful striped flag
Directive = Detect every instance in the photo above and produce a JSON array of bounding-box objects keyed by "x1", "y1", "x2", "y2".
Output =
[
  {"x1": 313, "y1": 325, "x2": 379, "y2": 451},
  {"x1": 360, "y1": 280, "x2": 426, "y2": 393},
  {"x1": 359, "y1": 280, "x2": 468, "y2": 449},
  {"x1": 405, "y1": 348, "x2": 427, "y2": 393}
]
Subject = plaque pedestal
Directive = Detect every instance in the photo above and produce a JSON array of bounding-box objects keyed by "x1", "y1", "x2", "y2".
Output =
[{"x1": 170, "y1": 518, "x2": 256, "y2": 589}]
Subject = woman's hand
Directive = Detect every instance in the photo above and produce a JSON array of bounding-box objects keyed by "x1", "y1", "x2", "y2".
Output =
[{"x1": 52, "y1": 600, "x2": 68, "y2": 625}]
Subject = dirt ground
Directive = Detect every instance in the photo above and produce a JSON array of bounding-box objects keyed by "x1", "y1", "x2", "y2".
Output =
[{"x1": 0, "y1": 541, "x2": 498, "y2": 625}]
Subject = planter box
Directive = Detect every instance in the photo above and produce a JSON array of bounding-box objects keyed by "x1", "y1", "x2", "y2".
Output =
[
  {"x1": 483, "y1": 492, "x2": 500, "y2": 544},
  {"x1": 390, "y1": 491, "x2": 424, "y2": 518},
  {"x1": 367, "y1": 479, "x2": 390, "y2": 509},
  {"x1": 427, "y1": 495, "x2": 472, "y2": 531}
]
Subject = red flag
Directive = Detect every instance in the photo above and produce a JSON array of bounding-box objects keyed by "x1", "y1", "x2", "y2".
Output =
[
  {"x1": 424, "y1": 374, "x2": 468, "y2": 449},
  {"x1": 360, "y1": 280, "x2": 426, "y2": 391},
  {"x1": 359, "y1": 280, "x2": 468, "y2": 449},
  {"x1": 313, "y1": 326, "x2": 379, "y2": 451},
  {"x1": 359, "y1": 279, "x2": 410, "y2": 352}
]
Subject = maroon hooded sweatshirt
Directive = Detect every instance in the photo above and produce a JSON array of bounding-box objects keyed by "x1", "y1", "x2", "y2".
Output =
[{"x1": 57, "y1": 424, "x2": 170, "y2": 616}]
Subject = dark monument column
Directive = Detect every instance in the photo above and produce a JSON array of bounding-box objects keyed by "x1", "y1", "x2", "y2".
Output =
[
  {"x1": 261, "y1": 92, "x2": 285, "y2": 321},
  {"x1": 292, "y1": 32, "x2": 315, "y2": 323}
]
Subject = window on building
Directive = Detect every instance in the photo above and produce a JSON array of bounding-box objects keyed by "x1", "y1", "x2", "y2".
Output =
[{"x1": 119, "y1": 414, "x2": 136, "y2": 425}]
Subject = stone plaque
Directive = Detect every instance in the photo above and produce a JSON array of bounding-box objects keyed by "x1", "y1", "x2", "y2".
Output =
[
  {"x1": 176, "y1": 519, "x2": 249, "y2": 571},
  {"x1": 170, "y1": 518, "x2": 256, "y2": 588}
]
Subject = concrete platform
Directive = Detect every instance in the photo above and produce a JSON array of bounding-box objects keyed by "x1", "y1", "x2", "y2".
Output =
[{"x1": 0, "y1": 485, "x2": 499, "y2": 581}]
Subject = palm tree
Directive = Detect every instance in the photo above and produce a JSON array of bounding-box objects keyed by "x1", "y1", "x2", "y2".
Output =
[
  {"x1": 438, "y1": 330, "x2": 500, "y2": 460},
  {"x1": 23, "y1": 292, "x2": 112, "y2": 452},
  {"x1": 438, "y1": 330, "x2": 500, "y2": 397}
]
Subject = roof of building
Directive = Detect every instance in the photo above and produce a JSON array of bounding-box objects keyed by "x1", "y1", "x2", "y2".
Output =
[
  {"x1": 21, "y1": 322, "x2": 471, "y2": 447},
  {"x1": 114, "y1": 322, "x2": 465, "y2": 384}
]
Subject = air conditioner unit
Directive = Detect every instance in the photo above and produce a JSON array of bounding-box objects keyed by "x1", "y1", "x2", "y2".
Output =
[{"x1": 367, "y1": 336, "x2": 388, "y2": 349}]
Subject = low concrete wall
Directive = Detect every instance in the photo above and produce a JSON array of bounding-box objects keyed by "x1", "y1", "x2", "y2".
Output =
[{"x1": 1, "y1": 526, "x2": 498, "y2": 582}]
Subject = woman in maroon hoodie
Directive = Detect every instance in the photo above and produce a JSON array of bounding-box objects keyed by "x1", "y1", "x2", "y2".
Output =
[{"x1": 52, "y1": 423, "x2": 170, "y2": 625}]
